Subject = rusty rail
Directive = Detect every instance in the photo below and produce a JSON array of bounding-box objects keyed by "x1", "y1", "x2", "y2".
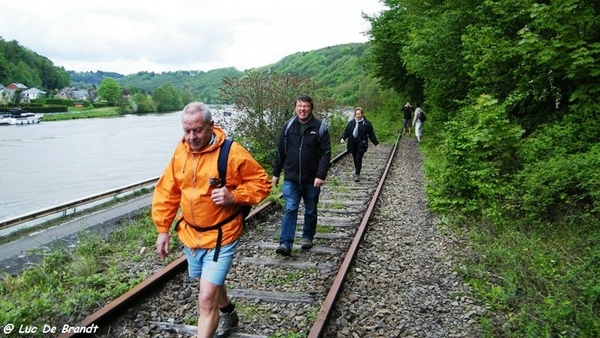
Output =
[{"x1": 308, "y1": 134, "x2": 400, "y2": 337}]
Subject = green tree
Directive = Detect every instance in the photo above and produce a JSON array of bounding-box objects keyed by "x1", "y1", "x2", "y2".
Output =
[
  {"x1": 152, "y1": 83, "x2": 182, "y2": 112},
  {"x1": 364, "y1": 5, "x2": 423, "y2": 105},
  {"x1": 97, "y1": 77, "x2": 122, "y2": 106},
  {"x1": 131, "y1": 92, "x2": 154, "y2": 113},
  {"x1": 219, "y1": 70, "x2": 336, "y2": 169}
]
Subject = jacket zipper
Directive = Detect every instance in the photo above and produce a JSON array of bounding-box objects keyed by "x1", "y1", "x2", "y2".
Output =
[
  {"x1": 298, "y1": 132, "x2": 304, "y2": 182},
  {"x1": 190, "y1": 154, "x2": 198, "y2": 226}
]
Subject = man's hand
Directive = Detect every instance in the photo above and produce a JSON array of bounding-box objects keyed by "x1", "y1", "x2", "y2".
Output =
[
  {"x1": 340, "y1": 138, "x2": 345, "y2": 144},
  {"x1": 156, "y1": 232, "x2": 170, "y2": 258},
  {"x1": 211, "y1": 186, "x2": 234, "y2": 206},
  {"x1": 314, "y1": 177, "x2": 325, "y2": 188},
  {"x1": 272, "y1": 176, "x2": 279, "y2": 186}
]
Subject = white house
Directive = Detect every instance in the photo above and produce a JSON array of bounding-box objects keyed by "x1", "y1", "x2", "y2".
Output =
[{"x1": 21, "y1": 88, "x2": 46, "y2": 101}]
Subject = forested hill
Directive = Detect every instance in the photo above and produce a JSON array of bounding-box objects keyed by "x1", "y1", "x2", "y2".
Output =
[
  {"x1": 1, "y1": 38, "x2": 376, "y2": 105},
  {"x1": 76, "y1": 43, "x2": 376, "y2": 105},
  {"x1": 0, "y1": 37, "x2": 70, "y2": 90},
  {"x1": 68, "y1": 71, "x2": 124, "y2": 87}
]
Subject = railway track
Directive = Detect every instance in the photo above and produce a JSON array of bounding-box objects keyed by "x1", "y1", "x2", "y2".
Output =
[{"x1": 59, "y1": 137, "x2": 399, "y2": 338}]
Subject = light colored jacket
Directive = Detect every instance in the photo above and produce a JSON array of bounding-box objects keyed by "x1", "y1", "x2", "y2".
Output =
[{"x1": 152, "y1": 126, "x2": 271, "y2": 249}]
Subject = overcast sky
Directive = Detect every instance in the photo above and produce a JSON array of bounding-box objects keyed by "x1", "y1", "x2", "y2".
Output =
[{"x1": 0, "y1": 0, "x2": 386, "y2": 75}]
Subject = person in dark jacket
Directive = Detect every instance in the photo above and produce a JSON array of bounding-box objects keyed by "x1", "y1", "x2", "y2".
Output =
[
  {"x1": 272, "y1": 95, "x2": 331, "y2": 256},
  {"x1": 340, "y1": 107, "x2": 380, "y2": 182},
  {"x1": 402, "y1": 102, "x2": 413, "y2": 135}
]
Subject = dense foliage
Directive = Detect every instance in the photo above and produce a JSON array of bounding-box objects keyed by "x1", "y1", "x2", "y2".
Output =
[
  {"x1": 0, "y1": 37, "x2": 70, "y2": 90},
  {"x1": 255, "y1": 43, "x2": 382, "y2": 106},
  {"x1": 366, "y1": 0, "x2": 599, "y2": 335}
]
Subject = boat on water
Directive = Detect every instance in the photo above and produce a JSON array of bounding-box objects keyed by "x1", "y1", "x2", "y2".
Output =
[{"x1": 0, "y1": 108, "x2": 44, "y2": 125}]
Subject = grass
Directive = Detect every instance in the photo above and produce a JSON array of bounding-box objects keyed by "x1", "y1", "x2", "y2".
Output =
[
  {"x1": 457, "y1": 216, "x2": 600, "y2": 337},
  {"x1": 0, "y1": 213, "x2": 172, "y2": 328},
  {"x1": 262, "y1": 269, "x2": 306, "y2": 287},
  {"x1": 42, "y1": 107, "x2": 120, "y2": 121}
]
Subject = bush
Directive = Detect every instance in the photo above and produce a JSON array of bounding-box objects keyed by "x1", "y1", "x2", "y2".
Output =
[
  {"x1": 515, "y1": 144, "x2": 600, "y2": 226},
  {"x1": 426, "y1": 95, "x2": 523, "y2": 223}
]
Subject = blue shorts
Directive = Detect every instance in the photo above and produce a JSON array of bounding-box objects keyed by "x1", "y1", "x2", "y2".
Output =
[{"x1": 183, "y1": 240, "x2": 238, "y2": 285}]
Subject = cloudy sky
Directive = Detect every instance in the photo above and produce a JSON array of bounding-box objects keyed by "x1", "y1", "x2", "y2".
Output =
[{"x1": 0, "y1": 0, "x2": 386, "y2": 75}]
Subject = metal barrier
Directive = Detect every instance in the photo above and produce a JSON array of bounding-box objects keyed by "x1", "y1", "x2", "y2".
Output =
[{"x1": 0, "y1": 177, "x2": 159, "y2": 230}]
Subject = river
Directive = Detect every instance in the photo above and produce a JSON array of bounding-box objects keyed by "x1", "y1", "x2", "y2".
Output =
[{"x1": 0, "y1": 108, "x2": 233, "y2": 222}]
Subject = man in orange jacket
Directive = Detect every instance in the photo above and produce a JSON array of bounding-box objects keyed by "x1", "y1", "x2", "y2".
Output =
[{"x1": 153, "y1": 101, "x2": 271, "y2": 338}]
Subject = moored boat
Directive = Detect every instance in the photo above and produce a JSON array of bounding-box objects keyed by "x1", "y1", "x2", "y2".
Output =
[{"x1": 0, "y1": 108, "x2": 43, "y2": 125}]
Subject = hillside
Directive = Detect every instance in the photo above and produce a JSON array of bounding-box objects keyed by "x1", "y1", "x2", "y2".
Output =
[
  {"x1": 1, "y1": 37, "x2": 377, "y2": 106},
  {"x1": 74, "y1": 43, "x2": 376, "y2": 105},
  {"x1": 0, "y1": 37, "x2": 70, "y2": 90}
]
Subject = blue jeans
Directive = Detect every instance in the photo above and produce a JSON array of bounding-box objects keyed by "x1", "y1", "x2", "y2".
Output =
[{"x1": 279, "y1": 180, "x2": 320, "y2": 247}]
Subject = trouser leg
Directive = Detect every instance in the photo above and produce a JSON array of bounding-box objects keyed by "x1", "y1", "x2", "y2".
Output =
[
  {"x1": 280, "y1": 180, "x2": 300, "y2": 247},
  {"x1": 301, "y1": 183, "x2": 320, "y2": 240}
]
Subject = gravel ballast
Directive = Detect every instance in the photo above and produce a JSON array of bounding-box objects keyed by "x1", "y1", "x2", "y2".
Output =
[{"x1": 323, "y1": 136, "x2": 487, "y2": 337}]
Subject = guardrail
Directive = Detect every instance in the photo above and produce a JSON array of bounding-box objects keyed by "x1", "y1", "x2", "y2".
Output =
[{"x1": 0, "y1": 177, "x2": 159, "y2": 231}]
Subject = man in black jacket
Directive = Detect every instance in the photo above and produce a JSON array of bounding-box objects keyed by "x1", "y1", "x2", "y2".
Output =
[{"x1": 272, "y1": 95, "x2": 331, "y2": 255}]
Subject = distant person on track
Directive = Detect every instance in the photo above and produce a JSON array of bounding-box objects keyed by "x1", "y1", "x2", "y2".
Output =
[
  {"x1": 152, "y1": 102, "x2": 271, "y2": 338},
  {"x1": 340, "y1": 107, "x2": 380, "y2": 182},
  {"x1": 412, "y1": 102, "x2": 425, "y2": 143},
  {"x1": 402, "y1": 102, "x2": 413, "y2": 135},
  {"x1": 272, "y1": 95, "x2": 331, "y2": 256}
]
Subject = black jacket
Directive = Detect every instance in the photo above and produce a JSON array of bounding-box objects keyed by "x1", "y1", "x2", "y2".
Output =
[
  {"x1": 341, "y1": 118, "x2": 379, "y2": 153},
  {"x1": 273, "y1": 115, "x2": 331, "y2": 184}
]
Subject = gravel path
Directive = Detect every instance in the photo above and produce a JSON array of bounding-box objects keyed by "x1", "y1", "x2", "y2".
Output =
[{"x1": 324, "y1": 136, "x2": 487, "y2": 337}]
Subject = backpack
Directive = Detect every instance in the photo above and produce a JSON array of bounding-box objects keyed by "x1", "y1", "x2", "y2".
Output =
[
  {"x1": 417, "y1": 108, "x2": 426, "y2": 122},
  {"x1": 283, "y1": 116, "x2": 327, "y2": 154}
]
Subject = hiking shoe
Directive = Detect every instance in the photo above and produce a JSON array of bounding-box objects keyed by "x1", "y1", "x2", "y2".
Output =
[
  {"x1": 354, "y1": 174, "x2": 360, "y2": 182},
  {"x1": 276, "y1": 244, "x2": 291, "y2": 256},
  {"x1": 214, "y1": 309, "x2": 239, "y2": 338},
  {"x1": 300, "y1": 238, "x2": 313, "y2": 250}
]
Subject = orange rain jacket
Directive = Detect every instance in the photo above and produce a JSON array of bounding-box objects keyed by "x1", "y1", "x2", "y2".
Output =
[{"x1": 152, "y1": 126, "x2": 271, "y2": 249}]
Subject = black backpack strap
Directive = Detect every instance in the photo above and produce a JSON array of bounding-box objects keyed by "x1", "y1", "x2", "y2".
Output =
[
  {"x1": 218, "y1": 138, "x2": 233, "y2": 187},
  {"x1": 219, "y1": 138, "x2": 251, "y2": 220},
  {"x1": 283, "y1": 116, "x2": 296, "y2": 156}
]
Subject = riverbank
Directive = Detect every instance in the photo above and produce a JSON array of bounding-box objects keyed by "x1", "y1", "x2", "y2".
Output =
[{"x1": 42, "y1": 107, "x2": 120, "y2": 121}]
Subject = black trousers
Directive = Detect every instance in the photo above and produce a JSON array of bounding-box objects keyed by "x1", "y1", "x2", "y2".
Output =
[{"x1": 351, "y1": 142, "x2": 366, "y2": 175}]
